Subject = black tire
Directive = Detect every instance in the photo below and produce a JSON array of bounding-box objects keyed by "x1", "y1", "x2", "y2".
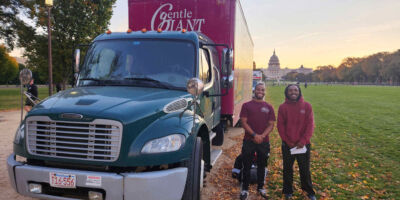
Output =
[
  {"x1": 182, "y1": 137, "x2": 203, "y2": 200},
  {"x1": 212, "y1": 122, "x2": 224, "y2": 146}
]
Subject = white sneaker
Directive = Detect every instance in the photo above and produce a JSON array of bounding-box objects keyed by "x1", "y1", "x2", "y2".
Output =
[
  {"x1": 240, "y1": 190, "x2": 249, "y2": 200},
  {"x1": 258, "y1": 188, "x2": 268, "y2": 199}
]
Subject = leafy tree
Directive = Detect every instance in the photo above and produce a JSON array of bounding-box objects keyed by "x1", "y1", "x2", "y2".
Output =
[
  {"x1": 360, "y1": 53, "x2": 386, "y2": 83},
  {"x1": 296, "y1": 73, "x2": 306, "y2": 82},
  {"x1": 16, "y1": 0, "x2": 116, "y2": 88},
  {"x1": 336, "y1": 57, "x2": 360, "y2": 81},
  {"x1": 283, "y1": 71, "x2": 298, "y2": 81},
  {"x1": 381, "y1": 50, "x2": 400, "y2": 84},
  {"x1": 0, "y1": 0, "x2": 24, "y2": 50},
  {"x1": 0, "y1": 45, "x2": 18, "y2": 84},
  {"x1": 308, "y1": 50, "x2": 400, "y2": 84},
  {"x1": 314, "y1": 65, "x2": 337, "y2": 82},
  {"x1": 348, "y1": 64, "x2": 365, "y2": 82}
]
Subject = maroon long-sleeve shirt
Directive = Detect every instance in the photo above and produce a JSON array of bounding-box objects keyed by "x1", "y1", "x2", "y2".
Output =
[{"x1": 277, "y1": 97, "x2": 314, "y2": 147}]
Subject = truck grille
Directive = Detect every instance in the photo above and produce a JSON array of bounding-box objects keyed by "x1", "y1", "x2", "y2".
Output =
[{"x1": 26, "y1": 116, "x2": 123, "y2": 162}]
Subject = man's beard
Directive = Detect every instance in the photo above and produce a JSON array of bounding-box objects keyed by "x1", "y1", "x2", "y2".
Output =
[{"x1": 255, "y1": 94, "x2": 264, "y2": 100}]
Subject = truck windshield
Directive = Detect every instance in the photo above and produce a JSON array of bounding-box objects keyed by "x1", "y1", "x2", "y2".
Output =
[{"x1": 78, "y1": 39, "x2": 195, "y2": 89}]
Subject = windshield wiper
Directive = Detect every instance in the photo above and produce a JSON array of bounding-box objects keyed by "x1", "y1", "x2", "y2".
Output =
[
  {"x1": 79, "y1": 78, "x2": 112, "y2": 86},
  {"x1": 79, "y1": 78, "x2": 104, "y2": 82},
  {"x1": 124, "y1": 77, "x2": 174, "y2": 89}
]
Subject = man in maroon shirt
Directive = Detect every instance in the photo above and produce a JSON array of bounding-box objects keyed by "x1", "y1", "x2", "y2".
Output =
[
  {"x1": 277, "y1": 84, "x2": 316, "y2": 200},
  {"x1": 239, "y1": 82, "x2": 275, "y2": 200}
]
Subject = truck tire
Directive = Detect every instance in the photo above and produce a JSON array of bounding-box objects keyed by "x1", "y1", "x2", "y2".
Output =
[
  {"x1": 182, "y1": 137, "x2": 203, "y2": 200},
  {"x1": 212, "y1": 122, "x2": 224, "y2": 146}
]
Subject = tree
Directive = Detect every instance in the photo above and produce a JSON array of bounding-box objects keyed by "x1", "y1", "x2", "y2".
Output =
[
  {"x1": 0, "y1": 0, "x2": 23, "y2": 50},
  {"x1": 0, "y1": 45, "x2": 18, "y2": 84},
  {"x1": 296, "y1": 73, "x2": 306, "y2": 82},
  {"x1": 381, "y1": 50, "x2": 400, "y2": 84},
  {"x1": 360, "y1": 53, "x2": 386, "y2": 83},
  {"x1": 16, "y1": 0, "x2": 116, "y2": 87},
  {"x1": 336, "y1": 57, "x2": 360, "y2": 81},
  {"x1": 348, "y1": 64, "x2": 365, "y2": 82},
  {"x1": 314, "y1": 65, "x2": 337, "y2": 82}
]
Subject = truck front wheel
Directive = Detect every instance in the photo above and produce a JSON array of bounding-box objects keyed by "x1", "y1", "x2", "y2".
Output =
[{"x1": 182, "y1": 137, "x2": 203, "y2": 200}]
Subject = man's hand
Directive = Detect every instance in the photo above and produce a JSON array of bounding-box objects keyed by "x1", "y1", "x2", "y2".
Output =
[
  {"x1": 295, "y1": 142, "x2": 305, "y2": 149},
  {"x1": 253, "y1": 134, "x2": 263, "y2": 144}
]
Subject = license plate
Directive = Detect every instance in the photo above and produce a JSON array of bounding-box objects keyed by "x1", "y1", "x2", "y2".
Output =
[{"x1": 49, "y1": 172, "x2": 76, "y2": 188}]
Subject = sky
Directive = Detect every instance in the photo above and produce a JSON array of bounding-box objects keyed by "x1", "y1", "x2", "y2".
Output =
[
  {"x1": 11, "y1": 0, "x2": 400, "y2": 69},
  {"x1": 239, "y1": 0, "x2": 400, "y2": 69}
]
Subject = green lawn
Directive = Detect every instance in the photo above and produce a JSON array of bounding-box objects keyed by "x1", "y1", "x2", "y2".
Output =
[
  {"x1": 0, "y1": 87, "x2": 49, "y2": 110},
  {"x1": 265, "y1": 85, "x2": 400, "y2": 199},
  {"x1": 1, "y1": 85, "x2": 399, "y2": 199}
]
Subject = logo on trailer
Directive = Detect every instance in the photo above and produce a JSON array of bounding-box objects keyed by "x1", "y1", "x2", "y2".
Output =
[{"x1": 151, "y1": 3, "x2": 206, "y2": 32}]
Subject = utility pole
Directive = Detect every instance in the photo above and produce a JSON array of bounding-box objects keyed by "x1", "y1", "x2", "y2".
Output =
[{"x1": 46, "y1": 0, "x2": 53, "y2": 95}]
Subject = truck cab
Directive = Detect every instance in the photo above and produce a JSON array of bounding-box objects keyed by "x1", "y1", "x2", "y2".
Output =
[{"x1": 8, "y1": 31, "x2": 232, "y2": 200}]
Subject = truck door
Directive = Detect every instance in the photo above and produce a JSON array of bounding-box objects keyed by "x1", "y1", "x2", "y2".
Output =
[
  {"x1": 199, "y1": 49, "x2": 216, "y2": 129},
  {"x1": 210, "y1": 50, "x2": 221, "y2": 127}
]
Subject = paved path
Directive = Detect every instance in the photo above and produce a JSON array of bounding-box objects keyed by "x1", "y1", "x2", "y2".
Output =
[{"x1": 0, "y1": 110, "x2": 33, "y2": 200}]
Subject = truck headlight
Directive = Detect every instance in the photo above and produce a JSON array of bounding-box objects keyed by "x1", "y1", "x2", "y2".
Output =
[
  {"x1": 141, "y1": 134, "x2": 186, "y2": 154},
  {"x1": 14, "y1": 124, "x2": 25, "y2": 144}
]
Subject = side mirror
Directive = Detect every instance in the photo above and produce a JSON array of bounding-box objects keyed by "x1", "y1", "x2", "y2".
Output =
[
  {"x1": 186, "y1": 78, "x2": 204, "y2": 97},
  {"x1": 74, "y1": 49, "x2": 81, "y2": 73},
  {"x1": 221, "y1": 48, "x2": 233, "y2": 76},
  {"x1": 221, "y1": 48, "x2": 233, "y2": 89}
]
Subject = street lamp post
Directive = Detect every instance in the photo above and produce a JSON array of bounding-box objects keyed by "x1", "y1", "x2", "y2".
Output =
[{"x1": 46, "y1": 0, "x2": 53, "y2": 96}]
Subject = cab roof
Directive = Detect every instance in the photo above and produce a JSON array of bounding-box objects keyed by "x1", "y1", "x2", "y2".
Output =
[{"x1": 93, "y1": 31, "x2": 212, "y2": 44}]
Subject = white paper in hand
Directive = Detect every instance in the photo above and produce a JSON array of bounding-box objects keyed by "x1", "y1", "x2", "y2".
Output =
[{"x1": 290, "y1": 146, "x2": 307, "y2": 155}]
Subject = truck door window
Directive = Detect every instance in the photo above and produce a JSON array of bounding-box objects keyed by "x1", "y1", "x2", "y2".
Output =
[{"x1": 200, "y1": 49, "x2": 211, "y2": 83}]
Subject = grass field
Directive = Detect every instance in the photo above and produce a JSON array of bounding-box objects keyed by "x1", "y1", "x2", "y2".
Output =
[
  {"x1": 0, "y1": 85, "x2": 399, "y2": 199},
  {"x1": 265, "y1": 85, "x2": 400, "y2": 199},
  {"x1": 0, "y1": 87, "x2": 49, "y2": 110}
]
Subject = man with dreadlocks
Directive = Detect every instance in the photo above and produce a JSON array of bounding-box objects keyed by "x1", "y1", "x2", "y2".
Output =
[{"x1": 277, "y1": 84, "x2": 316, "y2": 200}]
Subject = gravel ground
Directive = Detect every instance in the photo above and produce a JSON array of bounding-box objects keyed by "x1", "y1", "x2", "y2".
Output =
[
  {"x1": 0, "y1": 110, "x2": 33, "y2": 200},
  {"x1": 0, "y1": 109, "x2": 243, "y2": 200}
]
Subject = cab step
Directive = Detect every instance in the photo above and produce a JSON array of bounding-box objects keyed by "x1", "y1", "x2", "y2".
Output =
[
  {"x1": 209, "y1": 131, "x2": 216, "y2": 141},
  {"x1": 210, "y1": 148, "x2": 222, "y2": 166}
]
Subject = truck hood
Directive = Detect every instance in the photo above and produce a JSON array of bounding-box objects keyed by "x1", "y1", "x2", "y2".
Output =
[{"x1": 31, "y1": 86, "x2": 189, "y2": 124}]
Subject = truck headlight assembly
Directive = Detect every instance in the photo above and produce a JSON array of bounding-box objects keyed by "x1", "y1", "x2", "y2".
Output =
[
  {"x1": 141, "y1": 134, "x2": 186, "y2": 154},
  {"x1": 14, "y1": 124, "x2": 25, "y2": 144}
]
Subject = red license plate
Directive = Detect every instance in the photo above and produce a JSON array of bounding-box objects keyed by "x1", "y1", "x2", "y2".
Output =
[{"x1": 49, "y1": 172, "x2": 76, "y2": 188}]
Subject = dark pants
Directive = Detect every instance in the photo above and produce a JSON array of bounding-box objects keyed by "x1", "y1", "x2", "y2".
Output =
[
  {"x1": 282, "y1": 142, "x2": 315, "y2": 195},
  {"x1": 241, "y1": 140, "x2": 270, "y2": 190}
]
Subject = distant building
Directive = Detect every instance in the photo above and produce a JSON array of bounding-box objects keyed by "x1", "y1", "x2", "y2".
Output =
[
  {"x1": 262, "y1": 50, "x2": 313, "y2": 80},
  {"x1": 293, "y1": 65, "x2": 313, "y2": 74},
  {"x1": 264, "y1": 49, "x2": 283, "y2": 80}
]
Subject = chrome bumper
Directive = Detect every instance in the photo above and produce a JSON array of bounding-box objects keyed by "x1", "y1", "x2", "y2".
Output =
[{"x1": 7, "y1": 154, "x2": 188, "y2": 200}]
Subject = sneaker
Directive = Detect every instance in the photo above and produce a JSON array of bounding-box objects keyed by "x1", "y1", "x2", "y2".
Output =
[
  {"x1": 284, "y1": 194, "x2": 293, "y2": 200},
  {"x1": 239, "y1": 190, "x2": 249, "y2": 200},
  {"x1": 232, "y1": 168, "x2": 241, "y2": 179},
  {"x1": 232, "y1": 172, "x2": 239, "y2": 179},
  {"x1": 257, "y1": 188, "x2": 268, "y2": 199},
  {"x1": 307, "y1": 194, "x2": 317, "y2": 200}
]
